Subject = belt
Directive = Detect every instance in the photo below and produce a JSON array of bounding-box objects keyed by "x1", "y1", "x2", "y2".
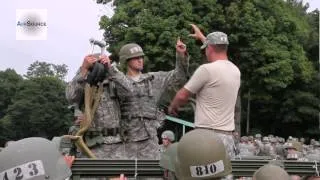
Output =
[
  {"x1": 195, "y1": 127, "x2": 233, "y2": 135},
  {"x1": 101, "y1": 127, "x2": 120, "y2": 137},
  {"x1": 87, "y1": 127, "x2": 120, "y2": 137}
]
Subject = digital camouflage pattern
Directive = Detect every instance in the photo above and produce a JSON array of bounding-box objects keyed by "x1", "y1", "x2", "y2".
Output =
[
  {"x1": 215, "y1": 132, "x2": 237, "y2": 159},
  {"x1": 108, "y1": 52, "x2": 189, "y2": 160},
  {"x1": 66, "y1": 68, "x2": 124, "y2": 158}
]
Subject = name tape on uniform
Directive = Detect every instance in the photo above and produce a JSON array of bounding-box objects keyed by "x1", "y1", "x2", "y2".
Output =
[
  {"x1": 190, "y1": 160, "x2": 224, "y2": 178},
  {"x1": 0, "y1": 160, "x2": 46, "y2": 180}
]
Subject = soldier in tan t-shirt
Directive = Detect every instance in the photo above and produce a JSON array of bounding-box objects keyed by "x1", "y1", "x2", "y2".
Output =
[{"x1": 169, "y1": 24, "x2": 241, "y2": 159}]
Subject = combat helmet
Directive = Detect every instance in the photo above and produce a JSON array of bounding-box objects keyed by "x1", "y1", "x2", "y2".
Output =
[
  {"x1": 255, "y1": 134, "x2": 262, "y2": 139},
  {"x1": 262, "y1": 137, "x2": 269, "y2": 143},
  {"x1": 119, "y1": 43, "x2": 145, "y2": 65},
  {"x1": 161, "y1": 130, "x2": 175, "y2": 142},
  {"x1": 253, "y1": 164, "x2": 290, "y2": 180},
  {"x1": 174, "y1": 129, "x2": 232, "y2": 179},
  {"x1": 0, "y1": 137, "x2": 72, "y2": 180}
]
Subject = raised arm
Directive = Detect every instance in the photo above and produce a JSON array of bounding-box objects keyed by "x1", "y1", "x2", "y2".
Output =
[
  {"x1": 151, "y1": 38, "x2": 190, "y2": 93},
  {"x1": 65, "y1": 55, "x2": 98, "y2": 105}
]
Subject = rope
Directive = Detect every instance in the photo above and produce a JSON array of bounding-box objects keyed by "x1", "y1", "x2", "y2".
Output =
[
  {"x1": 134, "y1": 158, "x2": 138, "y2": 179},
  {"x1": 69, "y1": 83, "x2": 103, "y2": 158},
  {"x1": 313, "y1": 160, "x2": 319, "y2": 176}
]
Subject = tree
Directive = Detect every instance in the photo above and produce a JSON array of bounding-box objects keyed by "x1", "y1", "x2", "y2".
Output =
[
  {"x1": 277, "y1": 9, "x2": 320, "y2": 137},
  {"x1": 223, "y1": 0, "x2": 316, "y2": 135},
  {"x1": 0, "y1": 69, "x2": 23, "y2": 119},
  {"x1": 25, "y1": 61, "x2": 68, "y2": 80},
  {"x1": 2, "y1": 76, "x2": 73, "y2": 142},
  {"x1": 0, "y1": 69, "x2": 23, "y2": 145}
]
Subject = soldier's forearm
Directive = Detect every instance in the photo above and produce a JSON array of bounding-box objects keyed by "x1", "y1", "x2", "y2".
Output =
[{"x1": 174, "y1": 52, "x2": 190, "y2": 81}]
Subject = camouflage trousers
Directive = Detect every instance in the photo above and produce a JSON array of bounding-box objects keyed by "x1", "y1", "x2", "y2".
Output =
[
  {"x1": 91, "y1": 143, "x2": 125, "y2": 159},
  {"x1": 123, "y1": 136, "x2": 161, "y2": 160},
  {"x1": 215, "y1": 132, "x2": 236, "y2": 160},
  {"x1": 78, "y1": 143, "x2": 125, "y2": 159},
  {"x1": 196, "y1": 128, "x2": 236, "y2": 160}
]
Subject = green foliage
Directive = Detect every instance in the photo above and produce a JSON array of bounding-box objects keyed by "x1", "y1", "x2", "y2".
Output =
[
  {"x1": 25, "y1": 61, "x2": 68, "y2": 80},
  {"x1": 3, "y1": 77, "x2": 72, "y2": 141},
  {"x1": 0, "y1": 63, "x2": 72, "y2": 146},
  {"x1": 0, "y1": 69, "x2": 23, "y2": 119}
]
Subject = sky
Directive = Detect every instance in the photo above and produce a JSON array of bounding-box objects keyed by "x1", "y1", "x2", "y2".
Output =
[{"x1": 0, "y1": 0, "x2": 319, "y2": 81}]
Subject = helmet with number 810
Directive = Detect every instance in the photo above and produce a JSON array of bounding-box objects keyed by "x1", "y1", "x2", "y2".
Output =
[{"x1": 174, "y1": 129, "x2": 232, "y2": 180}]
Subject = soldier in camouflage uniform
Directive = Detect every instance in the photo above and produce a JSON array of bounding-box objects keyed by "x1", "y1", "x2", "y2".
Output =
[
  {"x1": 103, "y1": 38, "x2": 189, "y2": 160},
  {"x1": 284, "y1": 141, "x2": 308, "y2": 161},
  {"x1": 255, "y1": 134, "x2": 262, "y2": 142},
  {"x1": 66, "y1": 53, "x2": 125, "y2": 159},
  {"x1": 159, "y1": 130, "x2": 176, "y2": 153}
]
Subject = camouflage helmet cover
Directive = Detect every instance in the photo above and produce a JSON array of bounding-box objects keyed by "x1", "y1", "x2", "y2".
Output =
[
  {"x1": 270, "y1": 137, "x2": 277, "y2": 143},
  {"x1": 0, "y1": 137, "x2": 72, "y2": 180},
  {"x1": 253, "y1": 164, "x2": 290, "y2": 180},
  {"x1": 255, "y1": 134, "x2": 262, "y2": 138},
  {"x1": 262, "y1": 137, "x2": 269, "y2": 142},
  {"x1": 119, "y1": 43, "x2": 145, "y2": 65},
  {"x1": 161, "y1": 130, "x2": 175, "y2": 142},
  {"x1": 174, "y1": 129, "x2": 232, "y2": 179},
  {"x1": 241, "y1": 136, "x2": 248, "y2": 142}
]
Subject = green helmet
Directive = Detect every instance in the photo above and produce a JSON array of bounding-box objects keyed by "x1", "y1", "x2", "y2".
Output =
[
  {"x1": 161, "y1": 130, "x2": 175, "y2": 142},
  {"x1": 5, "y1": 140, "x2": 15, "y2": 147},
  {"x1": 119, "y1": 43, "x2": 145, "y2": 65},
  {"x1": 174, "y1": 129, "x2": 232, "y2": 179},
  {"x1": 253, "y1": 164, "x2": 290, "y2": 180},
  {"x1": 0, "y1": 137, "x2": 72, "y2": 180}
]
